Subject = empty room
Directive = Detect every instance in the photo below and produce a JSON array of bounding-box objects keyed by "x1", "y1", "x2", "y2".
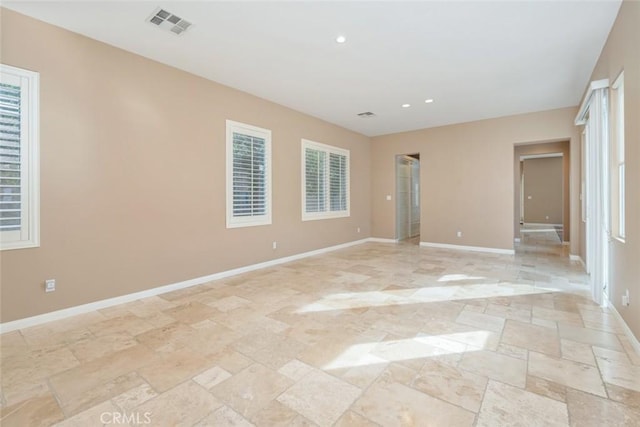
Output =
[{"x1": 1, "y1": 1, "x2": 639, "y2": 426}]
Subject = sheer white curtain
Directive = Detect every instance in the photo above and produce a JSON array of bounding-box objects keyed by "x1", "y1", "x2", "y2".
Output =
[{"x1": 576, "y1": 80, "x2": 609, "y2": 305}]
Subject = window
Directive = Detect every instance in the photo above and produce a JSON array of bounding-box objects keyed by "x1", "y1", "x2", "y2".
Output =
[
  {"x1": 302, "y1": 139, "x2": 349, "y2": 220},
  {"x1": 0, "y1": 64, "x2": 39, "y2": 250},
  {"x1": 226, "y1": 120, "x2": 271, "y2": 228},
  {"x1": 612, "y1": 71, "x2": 625, "y2": 240}
]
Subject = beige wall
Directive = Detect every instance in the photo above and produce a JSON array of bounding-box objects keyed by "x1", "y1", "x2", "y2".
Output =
[
  {"x1": 522, "y1": 157, "x2": 564, "y2": 225},
  {"x1": 514, "y1": 141, "x2": 571, "y2": 242},
  {"x1": 585, "y1": 0, "x2": 640, "y2": 340},
  {"x1": 0, "y1": 9, "x2": 371, "y2": 323},
  {"x1": 371, "y1": 108, "x2": 581, "y2": 253}
]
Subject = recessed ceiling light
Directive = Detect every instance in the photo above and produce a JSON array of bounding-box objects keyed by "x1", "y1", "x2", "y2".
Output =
[
  {"x1": 425, "y1": 99, "x2": 434, "y2": 103},
  {"x1": 336, "y1": 35, "x2": 347, "y2": 43},
  {"x1": 402, "y1": 104, "x2": 411, "y2": 108}
]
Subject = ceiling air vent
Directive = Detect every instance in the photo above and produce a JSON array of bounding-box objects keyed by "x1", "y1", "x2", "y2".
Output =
[
  {"x1": 147, "y1": 8, "x2": 192, "y2": 35},
  {"x1": 357, "y1": 112, "x2": 376, "y2": 118}
]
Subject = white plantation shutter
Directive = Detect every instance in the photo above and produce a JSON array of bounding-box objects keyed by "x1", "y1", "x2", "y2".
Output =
[
  {"x1": 232, "y1": 133, "x2": 266, "y2": 217},
  {"x1": 0, "y1": 65, "x2": 39, "y2": 250},
  {"x1": 302, "y1": 139, "x2": 349, "y2": 220},
  {"x1": 0, "y1": 82, "x2": 22, "y2": 232},
  {"x1": 329, "y1": 152, "x2": 347, "y2": 212},
  {"x1": 226, "y1": 121, "x2": 271, "y2": 228},
  {"x1": 304, "y1": 147, "x2": 326, "y2": 213}
]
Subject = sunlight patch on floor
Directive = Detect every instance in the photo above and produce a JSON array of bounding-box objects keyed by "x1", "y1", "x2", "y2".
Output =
[
  {"x1": 437, "y1": 274, "x2": 486, "y2": 282},
  {"x1": 297, "y1": 283, "x2": 560, "y2": 313},
  {"x1": 323, "y1": 331, "x2": 492, "y2": 370}
]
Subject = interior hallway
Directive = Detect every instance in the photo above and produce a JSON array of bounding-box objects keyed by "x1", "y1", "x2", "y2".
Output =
[
  {"x1": 517, "y1": 223, "x2": 567, "y2": 256},
  {"x1": 2, "y1": 241, "x2": 639, "y2": 426}
]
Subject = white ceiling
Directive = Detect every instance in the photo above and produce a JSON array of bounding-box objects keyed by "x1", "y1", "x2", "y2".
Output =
[{"x1": 3, "y1": 1, "x2": 622, "y2": 136}]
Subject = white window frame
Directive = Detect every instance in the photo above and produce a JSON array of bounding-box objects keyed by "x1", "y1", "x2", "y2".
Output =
[
  {"x1": 0, "y1": 64, "x2": 40, "y2": 251},
  {"x1": 612, "y1": 71, "x2": 625, "y2": 241},
  {"x1": 225, "y1": 120, "x2": 272, "y2": 228},
  {"x1": 581, "y1": 129, "x2": 587, "y2": 223},
  {"x1": 301, "y1": 139, "x2": 350, "y2": 221}
]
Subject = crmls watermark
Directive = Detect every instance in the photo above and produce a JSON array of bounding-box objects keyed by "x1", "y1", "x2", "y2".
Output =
[{"x1": 100, "y1": 412, "x2": 152, "y2": 425}]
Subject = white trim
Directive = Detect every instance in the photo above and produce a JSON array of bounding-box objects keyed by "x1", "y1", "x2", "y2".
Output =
[
  {"x1": 612, "y1": 70, "x2": 624, "y2": 90},
  {"x1": 519, "y1": 153, "x2": 563, "y2": 160},
  {"x1": 575, "y1": 78, "x2": 609, "y2": 125},
  {"x1": 581, "y1": 128, "x2": 587, "y2": 223},
  {"x1": 368, "y1": 237, "x2": 399, "y2": 243},
  {"x1": 612, "y1": 71, "x2": 625, "y2": 240},
  {"x1": 569, "y1": 254, "x2": 586, "y2": 268},
  {"x1": 0, "y1": 238, "x2": 378, "y2": 334},
  {"x1": 0, "y1": 64, "x2": 40, "y2": 251},
  {"x1": 225, "y1": 120, "x2": 272, "y2": 229},
  {"x1": 419, "y1": 241, "x2": 515, "y2": 255},
  {"x1": 523, "y1": 223, "x2": 564, "y2": 227},
  {"x1": 606, "y1": 299, "x2": 640, "y2": 358}
]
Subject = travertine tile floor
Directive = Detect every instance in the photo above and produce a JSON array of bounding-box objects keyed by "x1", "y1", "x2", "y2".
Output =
[{"x1": 2, "y1": 233, "x2": 640, "y2": 426}]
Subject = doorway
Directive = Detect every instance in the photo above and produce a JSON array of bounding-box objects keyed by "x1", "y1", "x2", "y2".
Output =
[
  {"x1": 396, "y1": 154, "x2": 420, "y2": 243},
  {"x1": 520, "y1": 153, "x2": 565, "y2": 247},
  {"x1": 513, "y1": 141, "x2": 570, "y2": 254}
]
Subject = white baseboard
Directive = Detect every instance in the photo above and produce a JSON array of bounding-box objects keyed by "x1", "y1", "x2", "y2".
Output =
[
  {"x1": 569, "y1": 254, "x2": 586, "y2": 269},
  {"x1": 368, "y1": 237, "x2": 399, "y2": 243},
  {"x1": 606, "y1": 299, "x2": 640, "y2": 358},
  {"x1": 523, "y1": 222, "x2": 564, "y2": 227},
  {"x1": 0, "y1": 238, "x2": 374, "y2": 334},
  {"x1": 419, "y1": 241, "x2": 515, "y2": 255}
]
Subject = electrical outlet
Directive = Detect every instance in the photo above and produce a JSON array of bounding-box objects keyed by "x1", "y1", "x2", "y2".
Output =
[
  {"x1": 622, "y1": 289, "x2": 630, "y2": 306},
  {"x1": 357, "y1": 227, "x2": 361, "y2": 233},
  {"x1": 45, "y1": 279, "x2": 56, "y2": 293},
  {"x1": 386, "y1": 195, "x2": 392, "y2": 201},
  {"x1": 272, "y1": 241, "x2": 277, "y2": 250},
  {"x1": 456, "y1": 231, "x2": 462, "y2": 238}
]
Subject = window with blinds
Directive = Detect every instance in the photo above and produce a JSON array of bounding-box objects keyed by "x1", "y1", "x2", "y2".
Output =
[
  {"x1": 226, "y1": 120, "x2": 271, "y2": 228},
  {"x1": 305, "y1": 148, "x2": 326, "y2": 213},
  {"x1": 1, "y1": 83, "x2": 21, "y2": 232},
  {"x1": 302, "y1": 139, "x2": 350, "y2": 220},
  {"x1": 329, "y1": 152, "x2": 348, "y2": 212},
  {"x1": 0, "y1": 64, "x2": 39, "y2": 250}
]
